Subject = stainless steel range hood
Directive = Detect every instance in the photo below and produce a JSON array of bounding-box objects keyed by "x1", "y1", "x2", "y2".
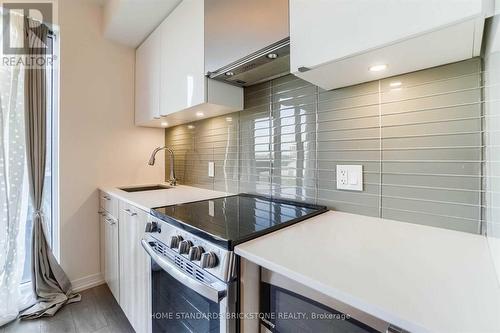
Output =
[
  {"x1": 204, "y1": 0, "x2": 289, "y2": 87},
  {"x1": 208, "y1": 38, "x2": 290, "y2": 87}
]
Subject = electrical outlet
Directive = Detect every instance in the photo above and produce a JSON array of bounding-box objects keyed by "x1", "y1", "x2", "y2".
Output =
[
  {"x1": 336, "y1": 165, "x2": 363, "y2": 191},
  {"x1": 208, "y1": 161, "x2": 215, "y2": 178},
  {"x1": 338, "y1": 167, "x2": 348, "y2": 185}
]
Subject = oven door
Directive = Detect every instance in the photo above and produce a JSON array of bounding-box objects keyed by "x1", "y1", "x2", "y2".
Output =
[
  {"x1": 260, "y1": 269, "x2": 393, "y2": 333},
  {"x1": 142, "y1": 239, "x2": 236, "y2": 333}
]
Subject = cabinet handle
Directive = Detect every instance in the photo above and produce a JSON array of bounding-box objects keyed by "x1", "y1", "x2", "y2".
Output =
[
  {"x1": 387, "y1": 324, "x2": 408, "y2": 333},
  {"x1": 105, "y1": 218, "x2": 116, "y2": 226},
  {"x1": 298, "y1": 66, "x2": 311, "y2": 73},
  {"x1": 124, "y1": 208, "x2": 137, "y2": 217},
  {"x1": 103, "y1": 195, "x2": 111, "y2": 201}
]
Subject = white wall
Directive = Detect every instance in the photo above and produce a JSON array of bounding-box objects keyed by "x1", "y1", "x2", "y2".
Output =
[
  {"x1": 484, "y1": 14, "x2": 500, "y2": 285},
  {"x1": 58, "y1": 0, "x2": 165, "y2": 286}
]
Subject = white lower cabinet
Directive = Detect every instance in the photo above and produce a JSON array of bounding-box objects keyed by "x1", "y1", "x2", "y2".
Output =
[
  {"x1": 100, "y1": 192, "x2": 152, "y2": 333},
  {"x1": 101, "y1": 212, "x2": 120, "y2": 302},
  {"x1": 118, "y1": 202, "x2": 152, "y2": 333}
]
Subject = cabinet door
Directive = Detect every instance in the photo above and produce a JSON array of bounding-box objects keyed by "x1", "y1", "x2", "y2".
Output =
[
  {"x1": 289, "y1": 0, "x2": 484, "y2": 73},
  {"x1": 99, "y1": 213, "x2": 105, "y2": 280},
  {"x1": 100, "y1": 191, "x2": 118, "y2": 219},
  {"x1": 119, "y1": 203, "x2": 151, "y2": 333},
  {"x1": 135, "y1": 27, "x2": 161, "y2": 125},
  {"x1": 159, "y1": 0, "x2": 205, "y2": 116},
  {"x1": 204, "y1": 0, "x2": 289, "y2": 73},
  {"x1": 103, "y1": 214, "x2": 120, "y2": 302}
]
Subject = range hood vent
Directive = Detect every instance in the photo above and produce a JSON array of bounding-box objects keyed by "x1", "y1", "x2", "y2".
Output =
[
  {"x1": 204, "y1": 0, "x2": 289, "y2": 87},
  {"x1": 208, "y1": 38, "x2": 290, "y2": 87}
]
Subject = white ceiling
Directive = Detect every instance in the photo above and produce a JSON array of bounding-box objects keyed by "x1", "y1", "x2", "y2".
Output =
[{"x1": 103, "y1": 0, "x2": 181, "y2": 48}]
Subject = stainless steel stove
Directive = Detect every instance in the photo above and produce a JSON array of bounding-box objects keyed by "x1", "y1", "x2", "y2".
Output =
[{"x1": 141, "y1": 194, "x2": 327, "y2": 333}]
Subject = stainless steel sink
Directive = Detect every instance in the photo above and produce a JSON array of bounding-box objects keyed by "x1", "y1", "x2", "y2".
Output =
[{"x1": 119, "y1": 185, "x2": 171, "y2": 193}]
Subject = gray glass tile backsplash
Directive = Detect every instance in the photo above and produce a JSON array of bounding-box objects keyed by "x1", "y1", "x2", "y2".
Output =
[{"x1": 166, "y1": 58, "x2": 484, "y2": 234}]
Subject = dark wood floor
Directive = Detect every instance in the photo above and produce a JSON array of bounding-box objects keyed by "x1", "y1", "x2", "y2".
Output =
[{"x1": 1, "y1": 284, "x2": 135, "y2": 333}]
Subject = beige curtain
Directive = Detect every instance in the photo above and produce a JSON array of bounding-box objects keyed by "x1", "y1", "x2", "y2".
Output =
[{"x1": 20, "y1": 17, "x2": 80, "y2": 320}]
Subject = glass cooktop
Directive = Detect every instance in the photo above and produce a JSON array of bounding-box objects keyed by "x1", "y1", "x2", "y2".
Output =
[{"x1": 150, "y1": 194, "x2": 327, "y2": 250}]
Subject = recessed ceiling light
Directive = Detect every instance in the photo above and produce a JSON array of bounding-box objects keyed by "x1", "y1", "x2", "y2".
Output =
[
  {"x1": 188, "y1": 125, "x2": 195, "y2": 129},
  {"x1": 225, "y1": 72, "x2": 234, "y2": 76},
  {"x1": 196, "y1": 111, "x2": 204, "y2": 117},
  {"x1": 267, "y1": 53, "x2": 278, "y2": 59},
  {"x1": 369, "y1": 64, "x2": 387, "y2": 72},
  {"x1": 160, "y1": 121, "x2": 168, "y2": 127},
  {"x1": 389, "y1": 81, "x2": 402, "y2": 88}
]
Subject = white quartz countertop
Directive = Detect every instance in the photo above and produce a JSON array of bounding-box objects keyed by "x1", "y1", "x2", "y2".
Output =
[
  {"x1": 235, "y1": 211, "x2": 500, "y2": 333},
  {"x1": 99, "y1": 183, "x2": 231, "y2": 212}
]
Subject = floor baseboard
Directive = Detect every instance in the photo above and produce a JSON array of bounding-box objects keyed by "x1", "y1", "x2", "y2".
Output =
[{"x1": 71, "y1": 272, "x2": 105, "y2": 292}]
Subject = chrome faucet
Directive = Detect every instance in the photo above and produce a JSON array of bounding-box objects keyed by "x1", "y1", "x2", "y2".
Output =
[{"x1": 148, "y1": 146, "x2": 177, "y2": 186}]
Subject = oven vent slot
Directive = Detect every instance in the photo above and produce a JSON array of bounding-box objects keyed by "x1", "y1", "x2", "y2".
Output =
[
  {"x1": 153, "y1": 242, "x2": 175, "y2": 259},
  {"x1": 154, "y1": 242, "x2": 168, "y2": 256},
  {"x1": 195, "y1": 270, "x2": 206, "y2": 282},
  {"x1": 174, "y1": 256, "x2": 184, "y2": 269},
  {"x1": 185, "y1": 262, "x2": 194, "y2": 274}
]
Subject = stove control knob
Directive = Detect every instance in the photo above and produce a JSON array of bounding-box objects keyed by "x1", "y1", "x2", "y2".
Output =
[
  {"x1": 200, "y1": 252, "x2": 218, "y2": 269},
  {"x1": 178, "y1": 240, "x2": 193, "y2": 254},
  {"x1": 188, "y1": 246, "x2": 204, "y2": 261},
  {"x1": 169, "y1": 235, "x2": 183, "y2": 249},
  {"x1": 145, "y1": 221, "x2": 160, "y2": 233}
]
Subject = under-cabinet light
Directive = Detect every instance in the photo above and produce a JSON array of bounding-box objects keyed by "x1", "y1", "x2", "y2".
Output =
[{"x1": 369, "y1": 64, "x2": 387, "y2": 72}]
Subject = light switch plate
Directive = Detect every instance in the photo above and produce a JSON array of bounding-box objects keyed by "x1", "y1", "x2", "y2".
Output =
[
  {"x1": 208, "y1": 161, "x2": 215, "y2": 178},
  {"x1": 336, "y1": 165, "x2": 363, "y2": 191}
]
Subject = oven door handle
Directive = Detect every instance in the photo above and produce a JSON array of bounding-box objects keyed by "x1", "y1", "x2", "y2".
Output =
[{"x1": 141, "y1": 239, "x2": 227, "y2": 303}]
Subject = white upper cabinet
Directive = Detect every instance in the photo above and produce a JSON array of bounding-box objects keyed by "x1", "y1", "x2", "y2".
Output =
[
  {"x1": 159, "y1": 0, "x2": 205, "y2": 117},
  {"x1": 290, "y1": 0, "x2": 494, "y2": 90},
  {"x1": 135, "y1": 0, "x2": 243, "y2": 128},
  {"x1": 204, "y1": 0, "x2": 289, "y2": 73},
  {"x1": 135, "y1": 28, "x2": 162, "y2": 127}
]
